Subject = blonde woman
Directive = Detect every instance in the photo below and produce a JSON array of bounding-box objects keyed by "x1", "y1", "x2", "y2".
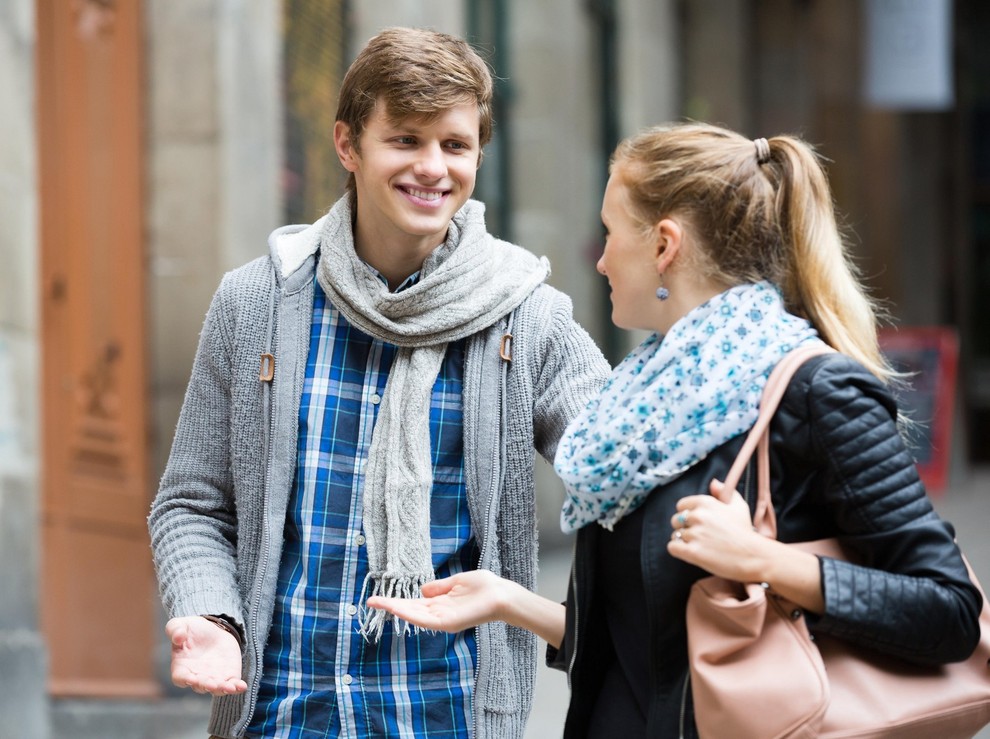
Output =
[{"x1": 369, "y1": 122, "x2": 982, "y2": 738}]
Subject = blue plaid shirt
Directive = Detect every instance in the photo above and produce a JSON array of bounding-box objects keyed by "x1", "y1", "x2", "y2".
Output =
[{"x1": 248, "y1": 271, "x2": 478, "y2": 738}]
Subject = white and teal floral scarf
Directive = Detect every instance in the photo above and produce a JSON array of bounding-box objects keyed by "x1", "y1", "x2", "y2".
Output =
[{"x1": 554, "y1": 281, "x2": 823, "y2": 532}]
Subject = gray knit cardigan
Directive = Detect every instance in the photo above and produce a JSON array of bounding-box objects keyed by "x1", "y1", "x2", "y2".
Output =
[{"x1": 148, "y1": 209, "x2": 610, "y2": 738}]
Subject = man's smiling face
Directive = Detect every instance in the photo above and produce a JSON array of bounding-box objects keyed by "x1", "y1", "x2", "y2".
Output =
[{"x1": 336, "y1": 100, "x2": 481, "y2": 259}]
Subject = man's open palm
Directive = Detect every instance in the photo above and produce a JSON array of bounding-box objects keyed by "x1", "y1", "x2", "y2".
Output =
[{"x1": 167, "y1": 616, "x2": 247, "y2": 696}]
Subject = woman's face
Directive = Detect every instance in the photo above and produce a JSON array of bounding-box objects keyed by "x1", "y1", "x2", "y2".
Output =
[{"x1": 597, "y1": 175, "x2": 663, "y2": 331}]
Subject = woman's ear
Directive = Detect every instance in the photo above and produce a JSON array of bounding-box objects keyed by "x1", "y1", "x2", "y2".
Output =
[
  {"x1": 654, "y1": 218, "x2": 683, "y2": 273},
  {"x1": 334, "y1": 121, "x2": 359, "y2": 173}
]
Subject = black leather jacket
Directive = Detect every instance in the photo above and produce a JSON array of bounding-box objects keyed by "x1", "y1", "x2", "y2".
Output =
[{"x1": 548, "y1": 353, "x2": 983, "y2": 738}]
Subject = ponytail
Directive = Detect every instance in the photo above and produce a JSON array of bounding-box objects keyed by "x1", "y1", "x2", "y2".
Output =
[{"x1": 768, "y1": 137, "x2": 896, "y2": 383}]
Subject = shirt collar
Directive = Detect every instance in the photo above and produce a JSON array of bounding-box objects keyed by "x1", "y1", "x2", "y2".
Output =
[{"x1": 363, "y1": 262, "x2": 420, "y2": 293}]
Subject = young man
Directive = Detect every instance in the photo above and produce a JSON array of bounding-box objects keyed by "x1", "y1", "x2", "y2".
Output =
[{"x1": 148, "y1": 27, "x2": 609, "y2": 739}]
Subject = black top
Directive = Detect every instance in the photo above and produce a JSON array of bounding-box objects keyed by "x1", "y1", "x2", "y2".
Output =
[{"x1": 589, "y1": 505, "x2": 650, "y2": 737}]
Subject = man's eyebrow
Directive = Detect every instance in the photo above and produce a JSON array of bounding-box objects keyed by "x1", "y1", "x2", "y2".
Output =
[
  {"x1": 382, "y1": 117, "x2": 478, "y2": 140},
  {"x1": 381, "y1": 121, "x2": 416, "y2": 134}
]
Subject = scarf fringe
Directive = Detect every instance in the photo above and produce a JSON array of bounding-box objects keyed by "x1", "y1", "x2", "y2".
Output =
[{"x1": 357, "y1": 571, "x2": 435, "y2": 642}]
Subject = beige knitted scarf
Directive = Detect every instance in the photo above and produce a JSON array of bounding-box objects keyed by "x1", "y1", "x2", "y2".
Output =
[{"x1": 316, "y1": 196, "x2": 550, "y2": 640}]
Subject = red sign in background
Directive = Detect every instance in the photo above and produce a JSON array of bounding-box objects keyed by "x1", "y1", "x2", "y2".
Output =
[{"x1": 878, "y1": 327, "x2": 959, "y2": 495}]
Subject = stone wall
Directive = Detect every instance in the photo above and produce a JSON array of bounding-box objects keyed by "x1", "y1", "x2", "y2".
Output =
[{"x1": 0, "y1": 0, "x2": 48, "y2": 736}]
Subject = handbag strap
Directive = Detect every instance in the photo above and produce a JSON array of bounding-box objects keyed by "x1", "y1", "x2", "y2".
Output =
[{"x1": 721, "y1": 344, "x2": 835, "y2": 539}]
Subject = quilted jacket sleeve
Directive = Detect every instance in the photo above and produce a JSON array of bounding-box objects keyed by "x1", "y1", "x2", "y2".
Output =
[{"x1": 795, "y1": 355, "x2": 982, "y2": 665}]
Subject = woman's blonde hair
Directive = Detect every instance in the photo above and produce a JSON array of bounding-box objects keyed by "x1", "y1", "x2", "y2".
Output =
[{"x1": 611, "y1": 121, "x2": 894, "y2": 382}]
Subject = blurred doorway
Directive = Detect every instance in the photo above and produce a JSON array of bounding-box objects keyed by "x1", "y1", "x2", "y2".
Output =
[{"x1": 37, "y1": 0, "x2": 156, "y2": 696}]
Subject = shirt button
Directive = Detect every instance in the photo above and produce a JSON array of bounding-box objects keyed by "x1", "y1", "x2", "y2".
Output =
[
  {"x1": 370, "y1": 393, "x2": 382, "y2": 405},
  {"x1": 355, "y1": 533, "x2": 366, "y2": 546},
  {"x1": 346, "y1": 604, "x2": 357, "y2": 616},
  {"x1": 341, "y1": 674, "x2": 353, "y2": 686}
]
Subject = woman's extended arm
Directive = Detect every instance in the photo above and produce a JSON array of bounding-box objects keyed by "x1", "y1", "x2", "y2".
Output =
[{"x1": 368, "y1": 569, "x2": 566, "y2": 648}]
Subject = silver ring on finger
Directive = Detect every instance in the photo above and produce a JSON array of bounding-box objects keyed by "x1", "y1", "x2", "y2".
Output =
[{"x1": 672, "y1": 529, "x2": 683, "y2": 541}]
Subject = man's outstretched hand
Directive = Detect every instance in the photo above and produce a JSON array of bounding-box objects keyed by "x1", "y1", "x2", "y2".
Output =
[{"x1": 166, "y1": 616, "x2": 247, "y2": 696}]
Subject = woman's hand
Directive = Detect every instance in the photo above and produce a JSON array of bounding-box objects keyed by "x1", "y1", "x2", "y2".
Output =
[
  {"x1": 667, "y1": 479, "x2": 825, "y2": 613},
  {"x1": 666, "y1": 479, "x2": 764, "y2": 581},
  {"x1": 368, "y1": 569, "x2": 567, "y2": 648},
  {"x1": 368, "y1": 570, "x2": 508, "y2": 633}
]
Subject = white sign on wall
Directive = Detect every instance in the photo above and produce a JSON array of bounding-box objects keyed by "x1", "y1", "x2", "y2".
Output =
[{"x1": 864, "y1": 0, "x2": 954, "y2": 111}]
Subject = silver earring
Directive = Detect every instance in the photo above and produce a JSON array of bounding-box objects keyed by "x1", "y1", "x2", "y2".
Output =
[{"x1": 656, "y1": 275, "x2": 669, "y2": 301}]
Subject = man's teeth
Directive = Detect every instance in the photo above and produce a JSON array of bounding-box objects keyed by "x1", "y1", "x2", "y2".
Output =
[{"x1": 406, "y1": 188, "x2": 443, "y2": 201}]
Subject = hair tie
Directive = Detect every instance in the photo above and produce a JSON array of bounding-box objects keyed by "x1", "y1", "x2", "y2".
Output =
[{"x1": 753, "y1": 137, "x2": 771, "y2": 165}]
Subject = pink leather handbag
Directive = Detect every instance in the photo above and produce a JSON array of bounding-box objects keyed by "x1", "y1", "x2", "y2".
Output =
[{"x1": 686, "y1": 345, "x2": 990, "y2": 739}]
